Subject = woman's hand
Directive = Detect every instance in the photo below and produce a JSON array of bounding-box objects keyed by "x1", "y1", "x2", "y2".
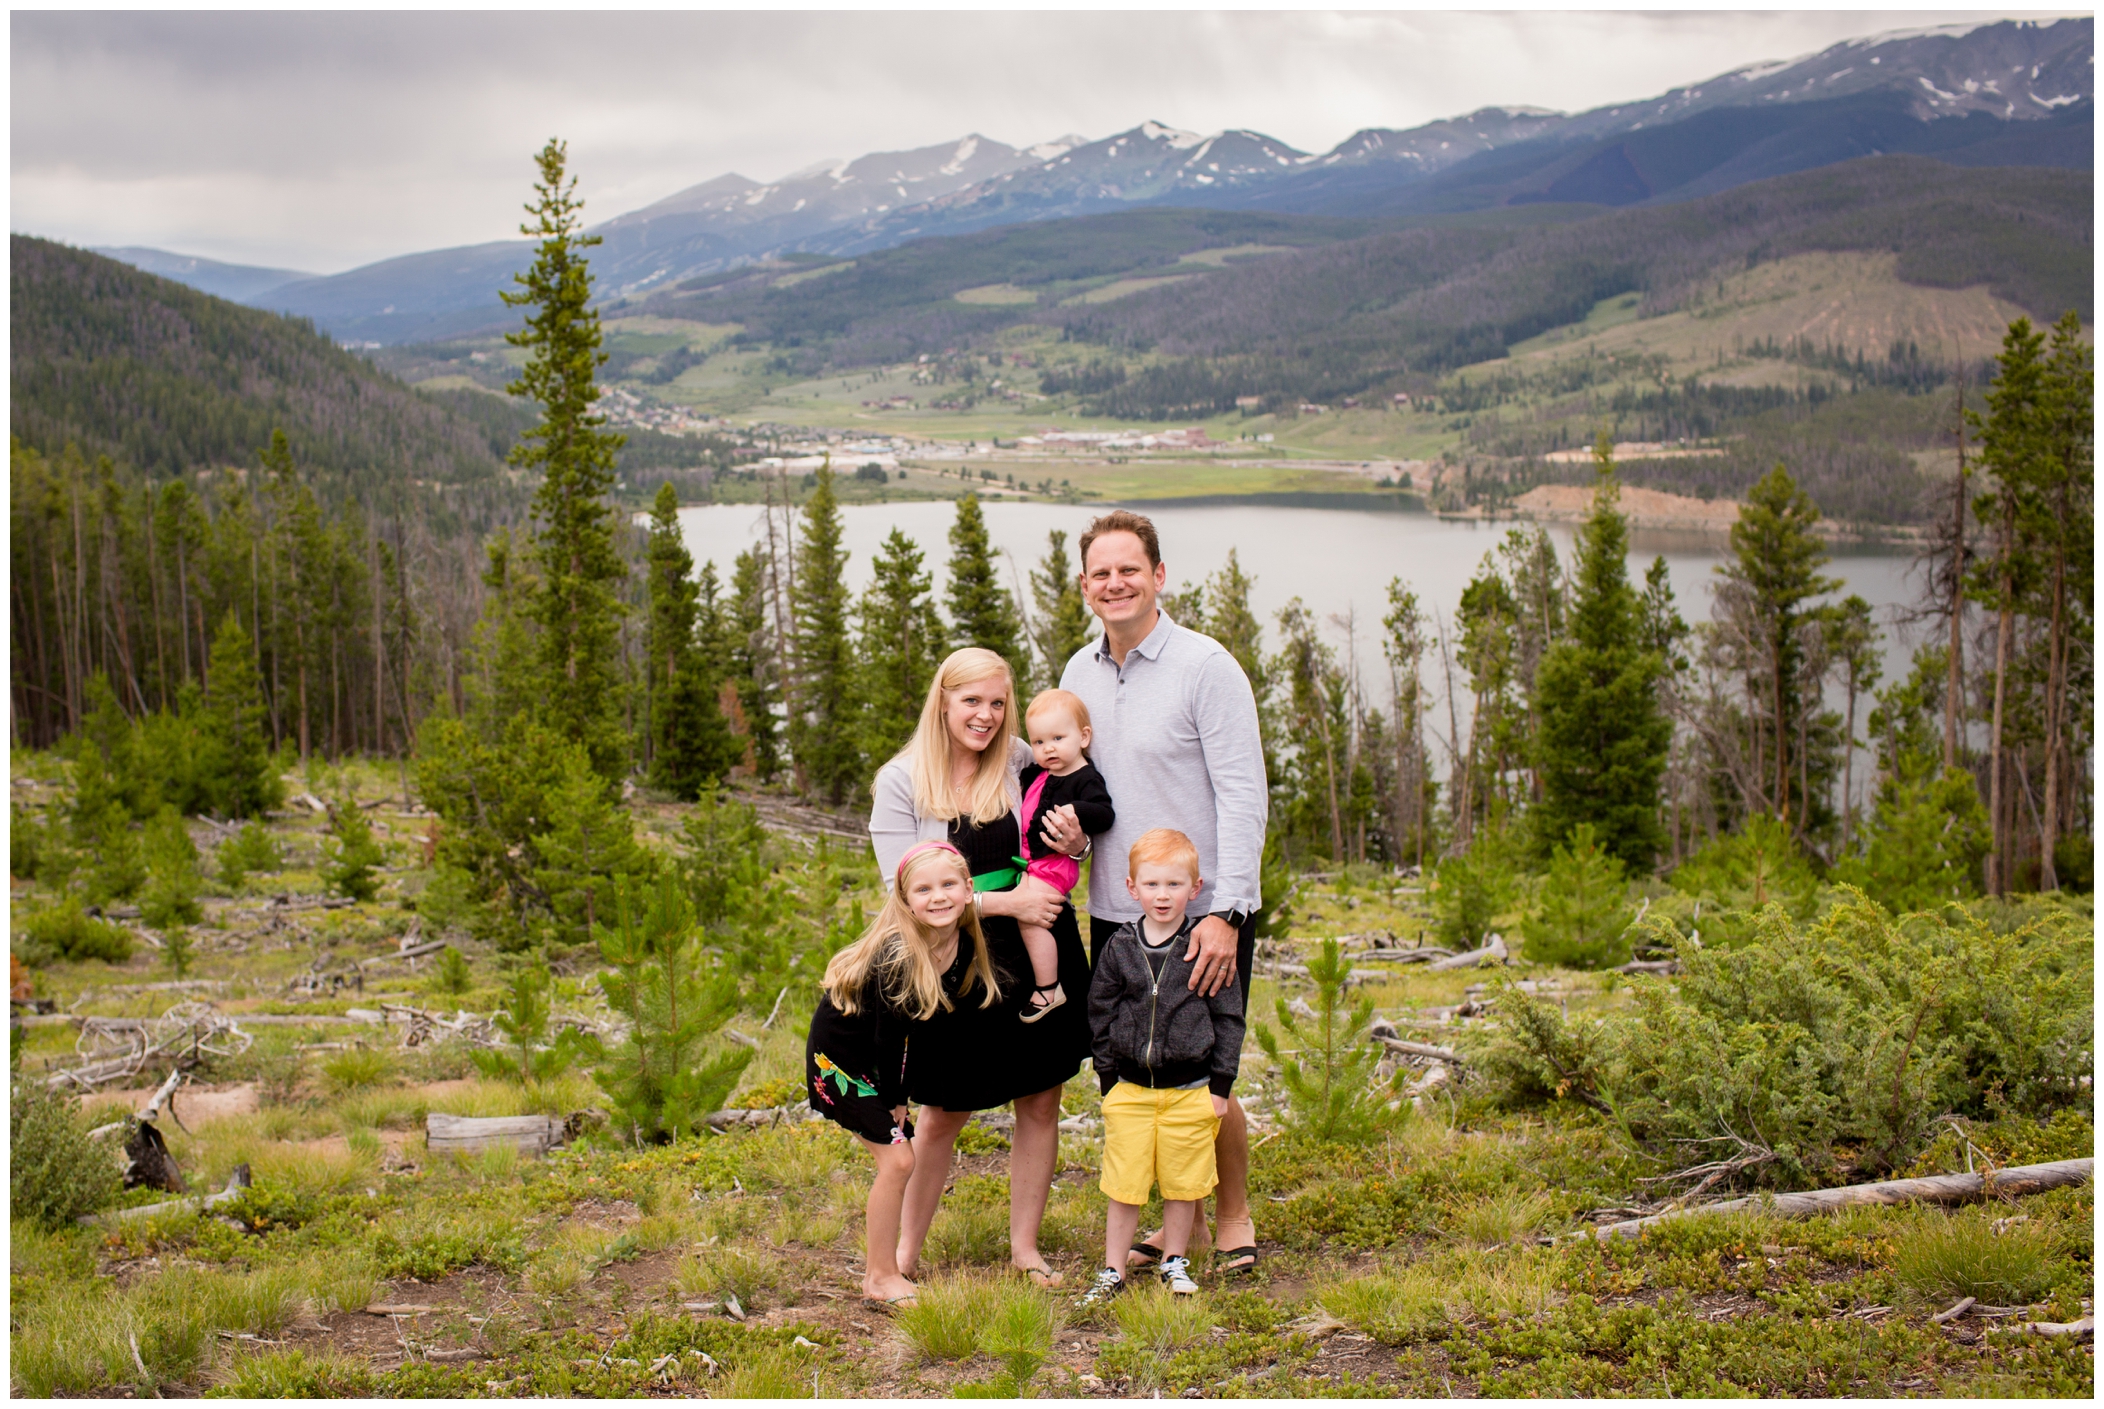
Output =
[
  {"x1": 979, "y1": 875, "x2": 1065, "y2": 929},
  {"x1": 1037, "y1": 803, "x2": 1089, "y2": 858},
  {"x1": 890, "y1": 1105, "x2": 909, "y2": 1125}
]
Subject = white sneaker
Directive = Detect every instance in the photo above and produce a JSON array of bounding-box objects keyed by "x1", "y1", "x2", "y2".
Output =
[
  {"x1": 1077, "y1": 1265, "x2": 1126, "y2": 1308},
  {"x1": 1158, "y1": 1254, "x2": 1199, "y2": 1296}
]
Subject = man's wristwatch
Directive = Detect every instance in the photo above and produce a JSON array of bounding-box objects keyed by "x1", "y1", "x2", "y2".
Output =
[{"x1": 1211, "y1": 908, "x2": 1249, "y2": 929}]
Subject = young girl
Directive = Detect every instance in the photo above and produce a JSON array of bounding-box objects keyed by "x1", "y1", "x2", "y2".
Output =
[
  {"x1": 1015, "y1": 689, "x2": 1116, "y2": 1022},
  {"x1": 806, "y1": 840, "x2": 1001, "y2": 1307}
]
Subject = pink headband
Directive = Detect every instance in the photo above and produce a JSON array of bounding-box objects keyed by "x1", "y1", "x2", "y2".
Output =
[{"x1": 896, "y1": 839, "x2": 965, "y2": 884}]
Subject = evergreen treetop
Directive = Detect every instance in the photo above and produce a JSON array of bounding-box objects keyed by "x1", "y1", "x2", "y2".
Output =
[{"x1": 945, "y1": 493, "x2": 1024, "y2": 674}]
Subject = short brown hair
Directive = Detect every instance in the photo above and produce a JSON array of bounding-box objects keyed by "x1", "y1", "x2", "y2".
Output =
[
  {"x1": 1078, "y1": 510, "x2": 1161, "y2": 573},
  {"x1": 1127, "y1": 828, "x2": 1201, "y2": 881}
]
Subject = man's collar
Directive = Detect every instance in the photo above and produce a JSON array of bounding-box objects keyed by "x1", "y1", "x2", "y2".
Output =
[{"x1": 1097, "y1": 609, "x2": 1176, "y2": 663}]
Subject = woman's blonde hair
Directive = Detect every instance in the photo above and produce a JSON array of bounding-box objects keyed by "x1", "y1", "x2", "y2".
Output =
[
  {"x1": 901, "y1": 647, "x2": 1018, "y2": 826},
  {"x1": 822, "y1": 846, "x2": 999, "y2": 1019}
]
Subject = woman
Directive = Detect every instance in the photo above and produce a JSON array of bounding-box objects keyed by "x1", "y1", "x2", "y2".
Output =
[{"x1": 868, "y1": 647, "x2": 1091, "y2": 1287}]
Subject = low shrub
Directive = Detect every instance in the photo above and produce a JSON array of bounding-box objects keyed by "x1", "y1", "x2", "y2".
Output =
[
  {"x1": 1889, "y1": 1210, "x2": 2058, "y2": 1305},
  {"x1": 13, "y1": 897, "x2": 133, "y2": 966},
  {"x1": 10, "y1": 1078, "x2": 120, "y2": 1227}
]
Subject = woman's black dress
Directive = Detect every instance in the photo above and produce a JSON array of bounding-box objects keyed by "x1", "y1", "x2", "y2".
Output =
[{"x1": 901, "y1": 810, "x2": 1091, "y2": 1112}]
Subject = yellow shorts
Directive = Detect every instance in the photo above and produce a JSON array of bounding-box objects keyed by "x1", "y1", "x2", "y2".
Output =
[{"x1": 1099, "y1": 1083, "x2": 1220, "y2": 1205}]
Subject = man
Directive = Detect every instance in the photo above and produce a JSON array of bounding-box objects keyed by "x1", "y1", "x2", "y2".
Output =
[{"x1": 1041, "y1": 509, "x2": 1268, "y2": 1275}]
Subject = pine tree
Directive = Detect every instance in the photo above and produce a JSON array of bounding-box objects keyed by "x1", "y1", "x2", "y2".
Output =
[
  {"x1": 502, "y1": 138, "x2": 628, "y2": 782},
  {"x1": 1718, "y1": 463, "x2": 1840, "y2": 832},
  {"x1": 138, "y1": 805, "x2": 204, "y2": 931},
  {"x1": 728, "y1": 547, "x2": 783, "y2": 781},
  {"x1": 1382, "y1": 581, "x2": 1432, "y2": 872},
  {"x1": 790, "y1": 465, "x2": 861, "y2": 801},
  {"x1": 321, "y1": 792, "x2": 386, "y2": 902},
  {"x1": 1253, "y1": 938, "x2": 1388, "y2": 1142},
  {"x1": 532, "y1": 743, "x2": 655, "y2": 950},
  {"x1": 2031, "y1": 311, "x2": 2092, "y2": 889},
  {"x1": 1521, "y1": 823, "x2": 1634, "y2": 969},
  {"x1": 471, "y1": 963, "x2": 600, "y2": 1084},
  {"x1": 643, "y1": 482, "x2": 699, "y2": 773},
  {"x1": 594, "y1": 874, "x2": 753, "y2": 1144},
  {"x1": 1026, "y1": 529, "x2": 1090, "y2": 688},
  {"x1": 945, "y1": 492, "x2": 1024, "y2": 673},
  {"x1": 644, "y1": 483, "x2": 739, "y2": 798},
  {"x1": 1833, "y1": 770, "x2": 1989, "y2": 914},
  {"x1": 1532, "y1": 437, "x2": 1671, "y2": 869},
  {"x1": 857, "y1": 527, "x2": 947, "y2": 765},
  {"x1": 200, "y1": 609, "x2": 282, "y2": 819}
]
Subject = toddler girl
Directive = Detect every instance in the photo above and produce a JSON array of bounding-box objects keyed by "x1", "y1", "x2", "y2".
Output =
[
  {"x1": 1015, "y1": 689, "x2": 1116, "y2": 1023},
  {"x1": 807, "y1": 840, "x2": 1001, "y2": 1306}
]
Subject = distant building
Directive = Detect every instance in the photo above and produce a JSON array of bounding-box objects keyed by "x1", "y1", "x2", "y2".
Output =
[{"x1": 1234, "y1": 395, "x2": 1262, "y2": 409}]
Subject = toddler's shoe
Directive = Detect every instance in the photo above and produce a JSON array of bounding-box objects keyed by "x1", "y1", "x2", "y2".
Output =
[
  {"x1": 1020, "y1": 982, "x2": 1066, "y2": 1024},
  {"x1": 1158, "y1": 1254, "x2": 1199, "y2": 1296},
  {"x1": 1077, "y1": 1265, "x2": 1126, "y2": 1308}
]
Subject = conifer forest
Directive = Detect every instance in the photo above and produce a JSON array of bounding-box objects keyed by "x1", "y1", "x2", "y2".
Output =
[{"x1": 9, "y1": 138, "x2": 2093, "y2": 1398}]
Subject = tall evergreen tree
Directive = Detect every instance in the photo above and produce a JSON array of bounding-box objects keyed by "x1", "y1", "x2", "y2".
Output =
[
  {"x1": 643, "y1": 481, "x2": 699, "y2": 773},
  {"x1": 200, "y1": 609, "x2": 282, "y2": 819},
  {"x1": 945, "y1": 492, "x2": 1024, "y2": 673},
  {"x1": 1532, "y1": 437, "x2": 1671, "y2": 870},
  {"x1": 640, "y1": 482, "x2": 737, "y2": 795},
  {"x1": 728, "y1": 547, "x2": 782, "y2": 781},
  {"x1": 1718, "y1": 462, "x2": 1839, "y2": 832},
  {"x1": 790, "y1": 465, "x2": 860, "y2": 801},
  {"x1": 857, "y1": 527, "x2": 947, "y2": 766},
  {"x1": 1026, "y1": 529, "x2": 1090, "y2": 689},
  {"x1": 2031, "y1": 311, "x2": 2092, "y2": 889},
  {"x1": 502, "y1": 138, "x2": 628, "y2": 781},
  {"x1": 1382, "y1": 581, "x2": 1432, "y2": 872}
]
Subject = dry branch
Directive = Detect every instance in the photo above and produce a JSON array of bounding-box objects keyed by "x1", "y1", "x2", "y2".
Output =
[
  {"x1": 1574, "y1": 1158, "x2": 2093, "y2": 1243},
  {"x1": 1427, "y1": 934, "x2": 1508, "y2": 972}
]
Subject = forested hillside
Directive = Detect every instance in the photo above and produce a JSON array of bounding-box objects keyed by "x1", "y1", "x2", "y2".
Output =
[{"x1": 10, "y1": 238, "x2": 517, "y2": 523}]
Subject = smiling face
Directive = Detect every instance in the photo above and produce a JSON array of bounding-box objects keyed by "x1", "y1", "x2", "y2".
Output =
[
  {"x1": 904, "y1": 859, "x2": 971, "y2": 933},
  {"x1": 942, "y1": 672, "x2": 1009, "y2": 756},
  {"x1": 1080, "y1": 529, "x2": 1167, "y2": 633},
  {"x1": 1126, "y1": 859, "x2": 1200, "y2": 928}
]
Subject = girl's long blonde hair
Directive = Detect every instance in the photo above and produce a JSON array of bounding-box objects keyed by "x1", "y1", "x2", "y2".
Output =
[
  {"x1": 900, "y1": 647, "x2": 1018, "y2": 827},
  {"x1": 822, "y1": 846, "x2": 999, "y2": 1020}
]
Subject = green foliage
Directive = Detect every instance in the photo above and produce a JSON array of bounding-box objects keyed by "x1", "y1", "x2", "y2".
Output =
[
  {"x1": 10, "y1": 1077, "x2": 119, "y2": 1226},
  {"x1": 1532, "y1": 442, "x2": 1671, "y2": 869},
  {"x1": 789, "y1": 465, "x2": 862, "y2": 801},
  {"x1": 1253, "y1": 832, "x2": 1296, "y2": 942},
  {"x1": 320, "y1": 794, "x2": 386, "y2": 902},
  {"x1": 1488, "y1": 892, "x2": 2093, "y2": 1185},
  {"x1": 595, "y1": 874, "x2": 753, "y2": 1143},
  {"x1": 199, "y1": 610, "x2": 285, "y2": 819},
  {"x1": 215, "y1": 821, "x2": 281, "y2": 889},
  {"x1": 856, "y1": 526, "x2": 947, "y2": 766},
  {"x1": 504, "y1": 137, "x2": 629, "y2": 782},
  {"x1": 727, "y1": 547, "x2": 783, "y2": 781},
  {"x1": 531, "y1": 742, "x2": 655, "y2": 950},
  {"x1": 13, "y1": 896, "x2": 134, "y2": 966},
  {"x1": 1832, "y1": 769, "x2": 1990, "y2": 913},
  {"x1": 1889, "y1": 1209, "x2": 2058, "y2": 1305},
  {"x1": 1026, "y1": 528, "x2": 1090, "y2": 690},
  {"x1": 139, "y1": 805, "x2": 204, "y2": 930},
  {"x1": 1431, "y1": 831, "x2": 1519, "y2": 949},
  {"x1": 11, "y1": 800, "x2": 50, "y2": 880},
  {"x1": 433, "y1": 944, "x2": 473, "y2": 996},
  {"x1": 945, "y1": 492, "x2": 1025, "y2": 674},
  {"x1": 1521, "y1": 823, "x2": 1634, "y2": 969},
  {"x1": 1255, "y1": 938, "x2": 1390, "y2": 1142},
  {"x1": 1670, "y1": 815, "x2": 1819, "y2": 945},
  {"x1": 472, "y1": 963, "x2": 600, "y2": 1084},
  {"x1": 321, "y1": 1047, "x2": 395, "y2": 1093},
  {"x1": 644, "y1": 481, "x2": 740, "y2": 800},
  {"x1": 675, "y1": 790, "x2": 801, "y2": 1002}
]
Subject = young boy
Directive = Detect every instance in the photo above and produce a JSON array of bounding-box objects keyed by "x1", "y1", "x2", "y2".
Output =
[{"x1": 1079, "y1": 829, "x2": 1245, "y2": 1305}]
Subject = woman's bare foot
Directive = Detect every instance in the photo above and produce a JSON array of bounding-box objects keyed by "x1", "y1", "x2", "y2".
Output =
[{"x1": 863, "y1": 1271, "x2": 918, "y2": 1305}]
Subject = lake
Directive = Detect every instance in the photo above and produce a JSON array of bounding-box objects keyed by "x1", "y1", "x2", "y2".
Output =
[{"x1": 676, "y1": 499, "x2": 1930, "y2": 691}]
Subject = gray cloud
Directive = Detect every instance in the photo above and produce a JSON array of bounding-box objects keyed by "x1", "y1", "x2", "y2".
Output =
[{"x1": 10, "y1": 9, "x2": 2066, "y2": 272}]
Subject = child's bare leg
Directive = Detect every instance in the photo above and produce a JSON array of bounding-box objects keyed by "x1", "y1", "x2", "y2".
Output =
[
  {"x1": 860, "y1": 1137, "x2": 917, "y2": 1302},
  {"x1": 1020, "y1": 923, "x2": 1060, "y2": 987},
  {"x1": 1104, "y1": 1198, "x2": 1144, "y2": 1278},
  {"x1": 1158, "y1": 1198, "x2": 1199, "y2": 1259}
]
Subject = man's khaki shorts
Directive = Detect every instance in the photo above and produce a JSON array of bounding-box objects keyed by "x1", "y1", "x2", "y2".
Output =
[{"x1": 1099, "y1": 1082, "x2": 1220, "y2": 1205}]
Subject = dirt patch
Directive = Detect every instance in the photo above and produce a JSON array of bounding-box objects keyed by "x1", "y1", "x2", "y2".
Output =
[
  {"x1": 1512, "y1": 483, "x2": 1741, "y2": 533},
  {"x1": 81, "y1": 1081, "x2": 260, "y2": 1124}
]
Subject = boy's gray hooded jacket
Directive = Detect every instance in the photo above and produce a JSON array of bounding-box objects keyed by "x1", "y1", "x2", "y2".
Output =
[{"x1": 1088, "y1": 917, "x2": 1244, "y2": 1099}]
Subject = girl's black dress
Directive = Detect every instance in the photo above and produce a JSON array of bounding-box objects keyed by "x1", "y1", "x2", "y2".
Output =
[
  {"x1": 901, "y1": 810, "x2": 1091, "y2": 1112},
  {"x1": 805, "y1": 982, "x2": 915, "y2": 1145}
]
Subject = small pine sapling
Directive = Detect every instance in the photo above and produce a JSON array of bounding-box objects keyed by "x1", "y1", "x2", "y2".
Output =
[
  {"x1": 473, "y1": 963, "x2": 598, "y2": 1084},
  {"x1": 217, "y1": 822, "x2": 281, "y2": 891},
  {"x1": 434, "y1": 945, "x2": 474, "y2": 997},
  {"x1": 161, "y1": 925, "x2": 196, "y2": 979},
  {"x1": 1430, "y1": 834, "x2": 1516, "y2": 950},
  {"x1": 1670, "y1": 814, "x2": 1818, "y2": 945},
  {"x1": 1254, "y1": 937, "x2": 1390, "y2": 1143},
  {"x1": 139, "y1": 806, "x2": 204, "y2": 932},
  {"x1": 1521, "y1": 823, "x2": 1634, "y2": 969},
  {"x1": 321, "y1": 795, "x2": 386, "y2": 902},
  {"x1": 595, "y1": 874, "x2": 752, "y2": 1142}
]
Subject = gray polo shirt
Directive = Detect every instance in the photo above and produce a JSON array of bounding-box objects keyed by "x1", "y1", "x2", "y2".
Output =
[{"x1": 1060, "y1": 610, "x2": 1267, "y2": 924}]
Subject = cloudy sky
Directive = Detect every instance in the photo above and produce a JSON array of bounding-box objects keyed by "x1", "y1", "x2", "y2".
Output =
[{"x1": 11, "y1": 9, "x2": 2070, "y2": 274}]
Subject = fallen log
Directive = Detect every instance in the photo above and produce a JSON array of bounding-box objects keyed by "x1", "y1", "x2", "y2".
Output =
[
  {"x1": 425, "y1": 1112, "x2": 567, "y2": 1156},
  {"x1": 1614, "y1": 959, "x2": 1680, "y2": 976},
  {"x1": 1376, "y1": 1036, "x2": 1463, "y2": 1064},
  {"x1": 1426, "y1": 934, "x2": 1507, "y2": 972},
  {"x1": 83, "y1": 1164, "x2": 250, "y2": 1226},
  {"x1": 1575, "y1": 1159, "x2": 2093, "y2": 1244},
  {"x1": 1996, "y1": 1314, "x2": 2093, "y2": 1341}
]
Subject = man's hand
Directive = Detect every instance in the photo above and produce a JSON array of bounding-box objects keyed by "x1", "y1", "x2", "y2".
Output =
[
  {"x1": 1209, "y1": 1093, "x2": 1229, "y2": 1118},
  {"x1": 1037, "y1": 802, "x2": 1089, "y2": 857},
  {"x1": 1183, "y1": 913, "x2": 1239, "y2": 997}
]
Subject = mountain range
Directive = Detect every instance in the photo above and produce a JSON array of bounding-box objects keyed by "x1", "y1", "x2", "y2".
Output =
[{"x1": 87, "y1": 16, "x2": 2093, "y2": 345}]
